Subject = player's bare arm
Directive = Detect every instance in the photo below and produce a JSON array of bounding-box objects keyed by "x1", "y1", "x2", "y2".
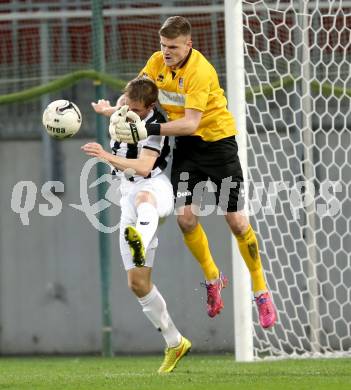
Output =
[
  {"x1": 92, "y1": 94, "x2": 128, "y2": 117},
  {"x1": 91, "y1": 99, "x2": 117, "y2": 117},
  {"x1": 114, "y1": 107, "x2": 203, "y2": 143},
  {"x1": 158, "y1": 108, "x2": 202, "y2": 136},
  {"x1": 81, "y1": 142, "x2": 158, "y2": 177}
]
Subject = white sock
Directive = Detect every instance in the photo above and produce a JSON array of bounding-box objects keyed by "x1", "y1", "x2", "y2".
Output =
[
  {"x1": 138, "y1": 285, "x2": 182, "y2": 348},
  {"x1": 136, "y1": 202, "x2": 159, "y2": 251}
]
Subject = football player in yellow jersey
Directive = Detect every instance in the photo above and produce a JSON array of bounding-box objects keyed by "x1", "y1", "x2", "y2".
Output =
[{"x1": 95, "y1": 16, "x2": 276, "y2": 328}]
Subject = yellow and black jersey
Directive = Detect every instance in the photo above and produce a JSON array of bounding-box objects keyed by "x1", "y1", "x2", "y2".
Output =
[{"x1": 140, "y1": 48, "x2": 237, "y2": 142}]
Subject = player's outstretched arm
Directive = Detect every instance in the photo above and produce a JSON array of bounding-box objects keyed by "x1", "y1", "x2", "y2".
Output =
[
  {"x1": 81, "y1": 142, "x2": 158, "y2": 178},
  {"x1": 115, "y1": 108, "x2": 203, "y2": 144},
  {"x1": 91, "y1": 99, "x2": 118, "y2": 117},
  {"x1": 159, "y1": 109, "x2": 202, "y2": 136},
  {"x1": 91, "y1": 92, "x2": 128, "y2": 117}
]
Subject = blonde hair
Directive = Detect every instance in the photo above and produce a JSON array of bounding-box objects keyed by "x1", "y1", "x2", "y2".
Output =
[{"x1": 159, "y1": 16, "x2": 191, "y2": 39}]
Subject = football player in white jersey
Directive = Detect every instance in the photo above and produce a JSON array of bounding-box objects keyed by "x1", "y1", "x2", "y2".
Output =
[{"x1": 82, "y1": 78, "x2": 191, "y2": 373}]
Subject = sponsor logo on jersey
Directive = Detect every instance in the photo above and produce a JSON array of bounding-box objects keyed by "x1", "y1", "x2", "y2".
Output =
[{"x1": 158, "y1": 89, "x2": 185, "y2": 106}]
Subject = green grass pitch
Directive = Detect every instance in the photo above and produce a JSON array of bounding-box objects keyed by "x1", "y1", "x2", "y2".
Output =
[{"x1": 0, "y1": 355, "x2": 350, "y2": 390}]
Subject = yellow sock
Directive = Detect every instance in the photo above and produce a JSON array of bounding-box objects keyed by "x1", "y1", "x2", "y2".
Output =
[
  {"x1": 235, "y1": 224, "x2": 267, "y2": 293},
  {"x1": 183, "y1": 223, "x2": 219, "y2": 281}
]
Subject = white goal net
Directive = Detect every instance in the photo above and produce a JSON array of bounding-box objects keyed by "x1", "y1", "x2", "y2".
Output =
[{"x1": 240, "y1": 0, "x2": 351, "y2": 358}]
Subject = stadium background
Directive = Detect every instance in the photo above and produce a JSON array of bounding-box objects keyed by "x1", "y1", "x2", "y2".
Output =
[{"x1": 0, "y1": 0, "x2": 350, "y2": 358}]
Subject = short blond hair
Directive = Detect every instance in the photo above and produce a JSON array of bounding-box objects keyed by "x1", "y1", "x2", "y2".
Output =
[{"x1": 159, "y1": 16, "x2": 191, "y2": 39}]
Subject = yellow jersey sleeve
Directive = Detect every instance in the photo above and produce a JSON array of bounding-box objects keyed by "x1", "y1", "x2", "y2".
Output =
[
  {"x1": 184, "y1": 69, "x2": 210, "y2": 112},
  {"x1": 139, "y1": 52, "x2": 159, "y2": 82}
]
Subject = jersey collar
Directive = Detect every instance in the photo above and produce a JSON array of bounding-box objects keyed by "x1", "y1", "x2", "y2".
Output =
[
  {"x1": 143, "y1": 109, "x2": 154, "y2": 122},
  {"x1": 170, "y1": 48, "x2": 193, "y2": 71},
  {"x1": 178, "y1": 48, "x2": 192, "y2": 69}
]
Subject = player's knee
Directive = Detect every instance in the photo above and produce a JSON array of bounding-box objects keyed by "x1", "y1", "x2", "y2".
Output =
[
  {"x1": 128, "y1": 276, "x2": 149, "y2": 297},
  {"x1": 177, "y1": 213, "x2": 197, "y2": 233},
  {"x1": 135, "y1": 191, "x2": 156, "y2": 207},
  {"x1": 225, "y1": 212, "x2": 249, "y2": 236}
]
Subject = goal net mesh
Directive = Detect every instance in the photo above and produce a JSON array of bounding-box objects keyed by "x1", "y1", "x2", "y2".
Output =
[{"x1": 241, "y1": 0, "x2": 350, "y2": 358}]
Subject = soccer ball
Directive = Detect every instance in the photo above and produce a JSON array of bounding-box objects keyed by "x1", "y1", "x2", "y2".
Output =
[{"x1": 42, "y1": 99, "x2": 82, "y2": 139}]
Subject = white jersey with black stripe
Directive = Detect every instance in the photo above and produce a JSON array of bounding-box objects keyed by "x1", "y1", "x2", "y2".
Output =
[{"x1": 110, "y1": 108, "x2": 169, "y2": 180}]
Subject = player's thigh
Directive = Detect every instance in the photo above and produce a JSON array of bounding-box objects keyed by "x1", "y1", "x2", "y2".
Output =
[
  {"x1": 207, "y1": 143, "x2": 244, "y2": 213},
  {"x1": 136, "y1": 174, "x2": 174, "y2": 218},
  {"x1": 171, "y1": 166, "x2": 208, "y2": 209},
  {"x1": 210, "y1": 166, "x2": 244, "y2": 212}
]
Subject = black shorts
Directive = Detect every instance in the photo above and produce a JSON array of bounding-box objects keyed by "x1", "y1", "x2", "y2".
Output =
[{"x1": 171, "y1": 135, "x2": 244, "y2": 213}]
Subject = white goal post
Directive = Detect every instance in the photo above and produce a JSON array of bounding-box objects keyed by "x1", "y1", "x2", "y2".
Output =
[
  {"x1": 225, "y1": 0, "x2": 351, "y2": 359},
  {"x1": 225, "y1": 0, "x2": 253, "y2": 362}
]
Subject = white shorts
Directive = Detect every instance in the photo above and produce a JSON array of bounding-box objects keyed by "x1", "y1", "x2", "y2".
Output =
[{"x1": 119, "y1": 173, "x2": 174, "y2": 271}]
